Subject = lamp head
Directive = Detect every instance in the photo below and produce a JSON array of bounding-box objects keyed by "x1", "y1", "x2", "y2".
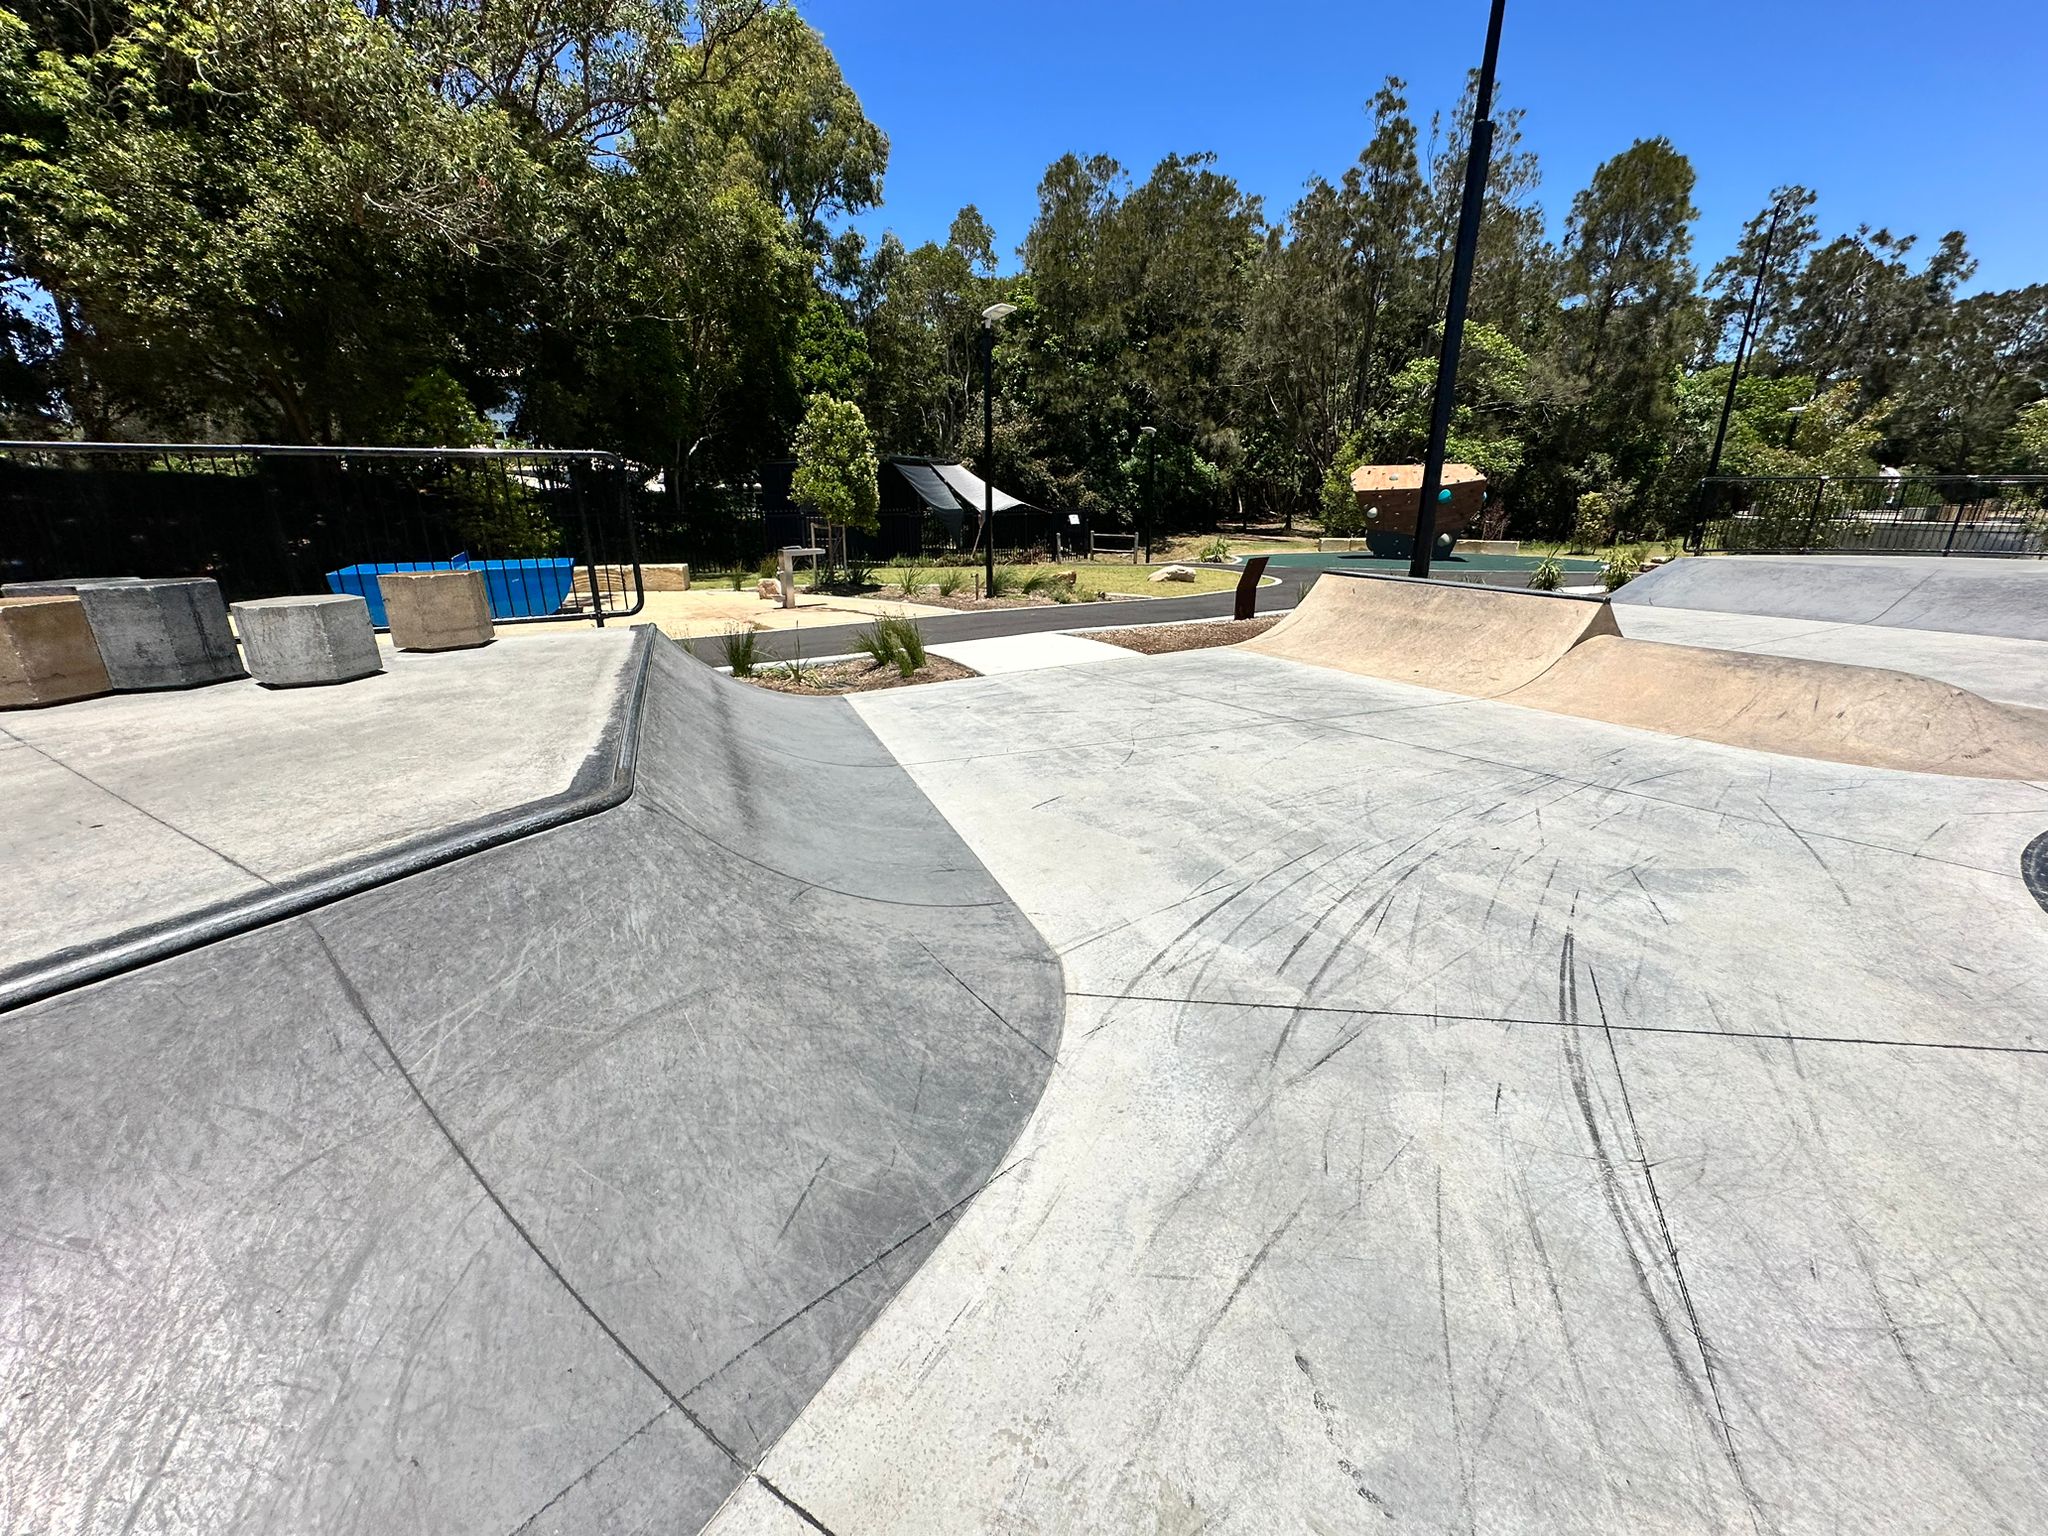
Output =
[{"x1": 981, "y1": 302, "x2": 1019, "y2": 327}]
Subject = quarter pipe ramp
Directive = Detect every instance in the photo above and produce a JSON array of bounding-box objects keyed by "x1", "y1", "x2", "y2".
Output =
[{"x1": 1242, "y1": 571, "x2": 1619, "y2": 695}]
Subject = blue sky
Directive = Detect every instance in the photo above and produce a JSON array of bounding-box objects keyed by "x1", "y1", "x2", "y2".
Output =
[{"x1": 803, "y1": 0, "x2": 2046, "y2": 294}]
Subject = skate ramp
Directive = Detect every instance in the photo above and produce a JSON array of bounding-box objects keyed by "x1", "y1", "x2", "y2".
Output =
[
  {"x1": 1242, "y1": 570, "x2": 1619, "y2": 695},
  {"x1": 1614, "y1": 555, "x2": 2048, "y2": 642},
  {"x1": 1510, "y1": 634, "x2": 2048, "y2": 780},
  {"x1": 0, "y1": 635, "x2": 1063, "y2": 1534},
  {"x1": 1241, "y1": 571, "x2": 2048, "y2": 779}
]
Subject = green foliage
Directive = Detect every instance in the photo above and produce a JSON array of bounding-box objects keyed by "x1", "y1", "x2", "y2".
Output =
[
  {"x1": 720, "y1": 625, "x2": 760, "y2": 677},
  {"x1": 985, "y1": 565, "x2": 1020, "y2": 598},
  {"x1": 1603, "y1": 549, "x2": 1641, "y2": 590},
  {"x1": 853, "y1": 615, "x2": 928, "y2": 678},
  {"x1": 1571, "y1": 492, "x2": 1616, "y2": 553},
  {"x1": 1196, "y1": 535, "x2": 1233, "y2": 562},
  {"x1": 934, "y1": 568, "x2": 965, "y2": 597},
  {"x1": 2010, "y1": 400, "x2": 2048, "y2": 474},
  {"x1": 1528, "y1": 556, "x2": 1564, "y2": 591},
  {"x1": 791, "y1": 394, "x2": 880, "y2": 533}
]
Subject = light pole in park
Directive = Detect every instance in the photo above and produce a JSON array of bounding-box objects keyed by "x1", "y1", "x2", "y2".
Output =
[
  {"x1": 1138, "y1": 425, "x2": 1158, "y2": 563},
  {"x1": 1411, "y1": 0, "x2": 1508, "y2": 579},
  {"x1": 979, "y1": 301, "x2": 1018, "y2": 594},
  {"x1": 1706, "y1": 196, "x2": 1789, "y2": 481}
]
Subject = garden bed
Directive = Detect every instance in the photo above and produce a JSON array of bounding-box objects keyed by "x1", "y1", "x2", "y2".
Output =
[
  {"x1": 742, "y1": 656, "x2": 978, "y2": 694},
  {"x1": 1091, "y1": 616, "x2": 1281, "y2": 654}
]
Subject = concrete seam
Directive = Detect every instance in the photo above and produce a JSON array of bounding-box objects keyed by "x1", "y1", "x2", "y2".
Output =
[
  {"x1": 302, "y1": 924, "x2": 760, "y2": 1486},
  {"x1": 0, "y1": 725, "x2": 276, "y2": 887},
  {"x1": 0, "y1": 626, "x2": 657, "y2": 1014}
]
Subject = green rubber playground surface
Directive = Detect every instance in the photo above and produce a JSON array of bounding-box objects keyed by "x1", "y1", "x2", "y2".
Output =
[{"x1": 1255, "y1": 550, "x2": 1606, "y2": 573}]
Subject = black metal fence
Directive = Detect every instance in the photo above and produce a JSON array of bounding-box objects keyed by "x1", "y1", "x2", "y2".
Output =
[
  {"x1": 0, "y1": 443, "x2": 644, "y2": 625},
  {"x1": 1690, "y1": 475, "x2": 2048, "y2": 558}
]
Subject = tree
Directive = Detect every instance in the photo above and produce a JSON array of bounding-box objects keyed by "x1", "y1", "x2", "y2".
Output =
[
  {"x1": 1780, "y1": 226, "x2": 1975, "y2": 410},
  {"x1": 1701, "y1": 186, "x2": 1818, "y2": 370},
  {"x1": 791, "y1": 393, "x2": 879, "y2": 535}
]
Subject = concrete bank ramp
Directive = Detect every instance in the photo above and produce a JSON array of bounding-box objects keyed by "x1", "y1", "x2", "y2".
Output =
[
  {"x1": 1614, "y1": 554, "x2": 2048, "y2": 642},
  {"x1": 1509, "y1": 634, "x2": 2048, "y2": 779},
  {"x1": 1242, "y1": 570, "x2": 1619, "y2": 694},
  {"x1": 0, "y1": 635, "x2": 1062, "y2": 1534},
  {"x1": 1244, "y1": 570, "x2": 2048, "y2": 779}
]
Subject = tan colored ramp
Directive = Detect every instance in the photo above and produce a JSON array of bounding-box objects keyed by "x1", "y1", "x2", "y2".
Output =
[
  {"x1": 1509, "y1": 635, "x2": 2048, "y2": 779},
  {"x1": 1243, "y1": 573, "x2": 1619, "y2": 695}
]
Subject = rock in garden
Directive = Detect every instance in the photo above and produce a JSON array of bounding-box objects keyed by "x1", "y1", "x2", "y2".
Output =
[{"x1": 1149, "y1": 565, "x2": 1198, "y2": 583}]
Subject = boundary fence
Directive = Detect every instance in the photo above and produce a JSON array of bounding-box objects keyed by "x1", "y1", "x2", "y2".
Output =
[
  {"x1": 0, "y1": 443, "x2": 644, "y2": 625},
  {"x1": 1689, "y1": 475, "x2": 2048, "y2": 558}
]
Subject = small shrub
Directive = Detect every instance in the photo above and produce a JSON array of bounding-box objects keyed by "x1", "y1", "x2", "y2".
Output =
[
  {"x1": 853, "y1": 621, "x2": 900, "y2": 671},
  {"x1": 758, "y1": 554, "x2": 781, "y2": 581},
  {"x1": 894, "y1": 562, "x2": 927, "y2": 598},
  {"x1": 1197, "y1": 535, "x2": 1232, "y2": 562},
  {"x1": 986, "y1": 565, "x2": 1020, "y2": 598},
  {"x1": 1571, "y1": 491, "x2": 1616, "y2": 554},
  {"x1": 1528, "y1": 557, "x2": 1564, "y2": 592},
  {"x1": 720, "y1": 625, "x2": 760, "y2": 676},
  {"x1": 878, "y1": 614, "x2": 927, "y2": 676},
  {"x1": 934, "y1": 568, "x2": 965, "y2": 597},
  {"x1": 844, "y1": 554, "x2": 875, "y2": 591},
  {"x1": 1603, "y1": 549, "x2": 1641, "y2": 591},
  {"x1": 1022, "y1": 569, "x2": 1064, "y2": 595},
  {"x1": 726, "y1": 567, "x2": 750, "y2": 591}
]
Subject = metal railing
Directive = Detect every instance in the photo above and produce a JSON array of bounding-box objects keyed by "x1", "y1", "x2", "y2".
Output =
[
  {"x1": 1689, "y1": 474, "x2": 2048, "y2": 558},
  {"x1": 0, "y1": 443, "x2": 644, "y2": 625}
]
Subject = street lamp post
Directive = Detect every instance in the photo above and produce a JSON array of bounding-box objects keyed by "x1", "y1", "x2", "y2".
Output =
[
  {"x1": 1411, "y1": 0, "x2": 1508, "y2": 579},
  {"x1": 1706, "y1": 197, "x2": 1788, "y2": 482},
  {"x1": 979, "y1": 302, "x2": 1018, "y2": 595},
  {"x1": 1139, "y1": 426, "x2": 1157, "y2": 563}
]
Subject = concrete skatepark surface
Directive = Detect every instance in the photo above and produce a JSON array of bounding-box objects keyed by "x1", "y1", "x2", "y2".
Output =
[
  {"x1": 1613, "y1": 553, "x2": 2048, "y2": 642},
  {"x1": 6, "y1": 550, "x2": 2048, "y2": 1534},
  {"x1": 712, "y1": 646, "x2": 2048, "y2": 1535},
  {"x1": 1, "y1": 636, "x2": 1062, "y2": 1532},
  {"x1": 0, "y1": 631, "x2": 640, "y2": 1006}
]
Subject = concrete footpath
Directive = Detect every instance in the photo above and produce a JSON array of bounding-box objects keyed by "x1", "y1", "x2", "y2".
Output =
[{"x1": 711, "y1": 564, "x2": 1319, "y2": 663}]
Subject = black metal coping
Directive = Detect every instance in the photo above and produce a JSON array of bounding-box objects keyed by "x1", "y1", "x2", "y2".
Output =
[{"x1": 0, "y1": 625, "x2": 656, "y2": 1014}]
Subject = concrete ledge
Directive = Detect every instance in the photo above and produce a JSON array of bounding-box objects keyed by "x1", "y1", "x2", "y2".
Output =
[
  {"x1": 75, "y1": 577, "x2": 243, "y2": 689},
  {"x1": 378, "y1": 570, "x2": 494, "y2": 651},
  {"x1": 3, "y1": 576, "x2": 144, "y2": 597},
  {"x1": 0, "y1": 596, "x2": 112, "y2": 708},
  {"x1": 0, "y1": 626, "x2": 654, "y2": 1013},
  {"x1": 232, "y1": 594, "x2": 382, "y2": 688}
]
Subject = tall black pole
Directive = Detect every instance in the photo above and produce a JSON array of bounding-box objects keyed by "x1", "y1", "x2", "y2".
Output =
[
  {"x1": 1704, "y1": 198, "x2": 1785, "y2": 482},
  {"x1": 981, "y1": 323, "x2": 996, "y2": 594},
  {"x1": 1142, "y1": 430, "x2": 1157, "y2": 563},
  {"x1": 1410, "y1": 0, "x2": 1507, "y2": 580}
]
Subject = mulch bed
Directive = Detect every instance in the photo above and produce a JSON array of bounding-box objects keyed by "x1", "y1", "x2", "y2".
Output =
[
  {"x1": 904, "y1": 591, "x2": 1137, "y2": 612},
  {"x1": 1090, "y1": 616, "x2": 1281, "y2": 655},
  {"x1": 743, "y1": 656, "x2": 978, "y2": 695}
]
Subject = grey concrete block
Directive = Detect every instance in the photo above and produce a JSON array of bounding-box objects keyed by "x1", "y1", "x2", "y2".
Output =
[
  {"x1": 2, "y1": 576, "x2": 144, "y2": 598},
  {"x1": 74, "y1": 578, "x2": 242, "y2": 690},
  {"x1": 0, "y1": 596, "x2": 111, "y2": 707},
  {"x1": 377, "y1": 570, "x2": 494, "y2": 651},
  {"x1": 230, "y1": 594, "x2": 382, "y2": 688}
]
